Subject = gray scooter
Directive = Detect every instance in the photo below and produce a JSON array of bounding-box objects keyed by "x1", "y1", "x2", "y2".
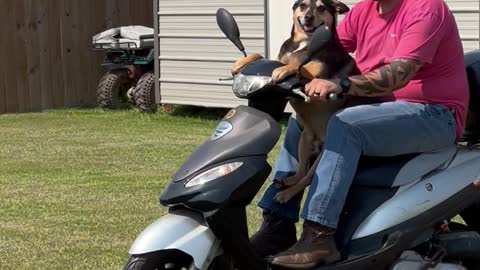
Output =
[{"x1": 123, "y1": 9, "x2": 480, "y2": 270}]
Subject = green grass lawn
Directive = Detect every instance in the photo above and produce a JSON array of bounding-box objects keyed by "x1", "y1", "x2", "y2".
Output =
[
  {"x1": 0, "y1": 107, "x2": 284, "y2": 270},
  {"x1": 0, "y1": 107, "x2": 466, "y2": 269}
]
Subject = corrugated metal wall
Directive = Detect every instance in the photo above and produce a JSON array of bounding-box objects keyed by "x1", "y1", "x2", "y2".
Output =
[
  {"x1": 446, "y1": 0, "x2": 480, "y2": 52},
  {"x1": 340, "y1": 0, "x2": 480, "y2": 52},
  {"x1": 155, "y1": 0, "x2": 266, "y2": 107}
]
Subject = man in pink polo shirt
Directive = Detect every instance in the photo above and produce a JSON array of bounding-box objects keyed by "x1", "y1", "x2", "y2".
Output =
[{"x1": 250, "y1": 0, "x2": 469, "y2": 268}]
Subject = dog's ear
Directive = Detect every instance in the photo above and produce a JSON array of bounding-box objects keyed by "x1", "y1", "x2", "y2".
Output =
[
  {"x1": 329, "y1": 0, "x2": 349, "y2": 14},
  {"x1": 292, "y1": 0, "x2": 302, "y2": 10}
]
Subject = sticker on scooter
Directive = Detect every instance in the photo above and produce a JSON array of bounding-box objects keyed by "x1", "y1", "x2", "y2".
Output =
[
  {"x1": 225, "y1": 109, "x2": 237, "y2": 120},
  {"x1": 210, "y1": 121, "x2": 233, "y2": 141}
]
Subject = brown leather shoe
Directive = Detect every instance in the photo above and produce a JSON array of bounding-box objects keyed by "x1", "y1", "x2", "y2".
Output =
[
  {"x1": 250, "y1": 209, "x2": 297, "y2": 258},
  {"x1": 270, "y1": 221, "x2": 341, "y2": 269}
]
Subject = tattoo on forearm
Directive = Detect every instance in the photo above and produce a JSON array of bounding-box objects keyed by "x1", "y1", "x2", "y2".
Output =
[{"x1": 349, "y1": 59, "x2": 422, "y2": 97}]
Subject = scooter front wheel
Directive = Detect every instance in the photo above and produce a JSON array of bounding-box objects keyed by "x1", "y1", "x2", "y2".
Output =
[{"x1": 124, "y1": 250, "x2": 194, "y2": 270}]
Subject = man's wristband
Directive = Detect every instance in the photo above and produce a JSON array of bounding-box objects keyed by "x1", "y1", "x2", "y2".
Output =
[{"x1": 339, "y1": 77, "x2": 352, "y2": 94}]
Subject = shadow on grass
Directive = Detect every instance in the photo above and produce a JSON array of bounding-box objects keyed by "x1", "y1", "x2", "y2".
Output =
[{"x1": 166, "y1": 105, "x2": 230, "y2": 121}]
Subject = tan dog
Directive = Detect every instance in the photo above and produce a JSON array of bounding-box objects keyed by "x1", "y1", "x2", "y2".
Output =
[{"x1": 232, "y1": 0, "x2": 359, "y2": 204}]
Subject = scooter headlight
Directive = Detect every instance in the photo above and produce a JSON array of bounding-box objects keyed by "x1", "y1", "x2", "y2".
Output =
[
  {"x1": 232, "y1": 73, "x2": 272, "y2": 98},
  {"x1": 185, "y1": 162, "x2": 243, "y2": 188}
]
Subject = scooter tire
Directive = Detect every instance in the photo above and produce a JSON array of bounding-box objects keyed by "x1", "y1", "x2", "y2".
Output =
[
  {"x1": 123, "y1": 251, "x2": 193, "y2": 270},
  {"x1": 463, "y1": 261, "x2": 480, "y2": 270},
  {"x1": 460, "y1": 201, "x2": 480, "y2": 232}
]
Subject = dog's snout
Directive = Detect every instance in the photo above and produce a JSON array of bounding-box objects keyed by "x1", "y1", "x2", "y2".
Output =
[{"x1": 305, "y1": 13, "x2": 313, "y2": 22}]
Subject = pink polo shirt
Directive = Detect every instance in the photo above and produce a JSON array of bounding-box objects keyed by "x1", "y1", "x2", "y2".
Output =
[{"x1": 337, "y1": 0, "x2": 469, "y2": 139}]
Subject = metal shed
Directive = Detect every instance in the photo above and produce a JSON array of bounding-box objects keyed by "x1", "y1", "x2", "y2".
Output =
[{"x1": 155, "y1": 0, "x2": 480, "y2": 108}]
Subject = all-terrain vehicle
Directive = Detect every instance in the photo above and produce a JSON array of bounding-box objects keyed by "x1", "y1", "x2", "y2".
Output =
[{"x1": 92, "y1": 26, "x2": 157, "y2": 113}]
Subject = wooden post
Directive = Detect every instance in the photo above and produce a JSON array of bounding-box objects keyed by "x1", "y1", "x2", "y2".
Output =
[{"x1": 24, "y1": 0, "x2": 43, "y2": 112}]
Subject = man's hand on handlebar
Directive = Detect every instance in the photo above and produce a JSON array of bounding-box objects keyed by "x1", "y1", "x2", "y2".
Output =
[{"x1": 305, "y1": 78, "x2": 342, "y2": 102}]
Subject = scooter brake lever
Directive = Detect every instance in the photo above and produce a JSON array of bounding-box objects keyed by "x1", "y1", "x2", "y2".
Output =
[{"x1": 292, "y1": 88, "x2": 310, "y2": 102}]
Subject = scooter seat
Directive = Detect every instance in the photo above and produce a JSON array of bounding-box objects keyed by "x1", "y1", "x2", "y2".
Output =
[{"x1": 353, "y1": 145, "x2": 457, "y2": 187}]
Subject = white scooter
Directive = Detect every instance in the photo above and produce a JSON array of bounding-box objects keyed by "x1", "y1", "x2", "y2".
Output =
[{"x1": 123, "y1": 8, "x2": 480, "y2": 270}]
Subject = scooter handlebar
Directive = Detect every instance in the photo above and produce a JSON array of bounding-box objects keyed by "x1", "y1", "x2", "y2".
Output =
[
  {"x1": 292, "y1": 86, "x2": 344, "y2": 102},
  {"x1": 327, "y1": 93, "x2": 344, "y2": 101}
]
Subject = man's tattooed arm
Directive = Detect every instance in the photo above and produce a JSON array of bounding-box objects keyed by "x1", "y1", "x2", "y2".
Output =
[{"x1": 347, "y1": 59, "x2": 423, "y2": 97}]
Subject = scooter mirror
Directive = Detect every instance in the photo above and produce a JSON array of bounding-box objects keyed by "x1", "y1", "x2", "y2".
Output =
[
  {"x1": 216, "y1": 8, "x2": 247, "y2": 57},
  {"x1": 299, "y1": 25, "x2": 332, "y2": 68},
  {"x1": 307, "y1": 25, "x2": 332, "y2": 59}
]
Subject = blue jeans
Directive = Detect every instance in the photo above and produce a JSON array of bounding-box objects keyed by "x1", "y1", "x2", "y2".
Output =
[{"x1": 258, "y1": 101, "x2": 457, "y2": 228}]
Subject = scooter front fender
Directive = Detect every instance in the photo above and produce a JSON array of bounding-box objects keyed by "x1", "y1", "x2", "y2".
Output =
[{"x1": 129, "y1": 209, "x2": 220, "y2": 269}]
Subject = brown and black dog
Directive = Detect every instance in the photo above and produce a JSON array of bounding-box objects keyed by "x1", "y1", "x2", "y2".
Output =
[{"x1": 232, "y1": 0, "x2": 360, "y2": 204}]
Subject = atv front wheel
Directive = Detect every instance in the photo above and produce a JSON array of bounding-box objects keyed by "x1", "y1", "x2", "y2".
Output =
[
  {"x1": 97, "y1": 69, "x2": 133, "y2": 110},
  {"x1": 133, "y1": 71, "x2": 157, "y2": 113}
]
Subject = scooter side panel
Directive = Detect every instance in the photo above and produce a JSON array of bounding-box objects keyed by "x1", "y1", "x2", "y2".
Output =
[
  {"x1": 172, "y1": 105, "x2": 281, "y2": 182},
  {"x1": 129, "y1": 210, "x2": 218, "y2": 269},
  {"x1": 352, "y1": 151, "x2": 480, "y2": 239}
]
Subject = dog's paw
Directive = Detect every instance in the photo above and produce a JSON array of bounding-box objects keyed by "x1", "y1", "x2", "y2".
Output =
[
  {"x1": 271, "y1": 66, "x2": 296, "y2": 83},
  {"x1": 231, "y1": 54, "x2": 264, "y2": 75},
  {"x1": 274, "y1": 190, "x2": 294, "y2": 204}
]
